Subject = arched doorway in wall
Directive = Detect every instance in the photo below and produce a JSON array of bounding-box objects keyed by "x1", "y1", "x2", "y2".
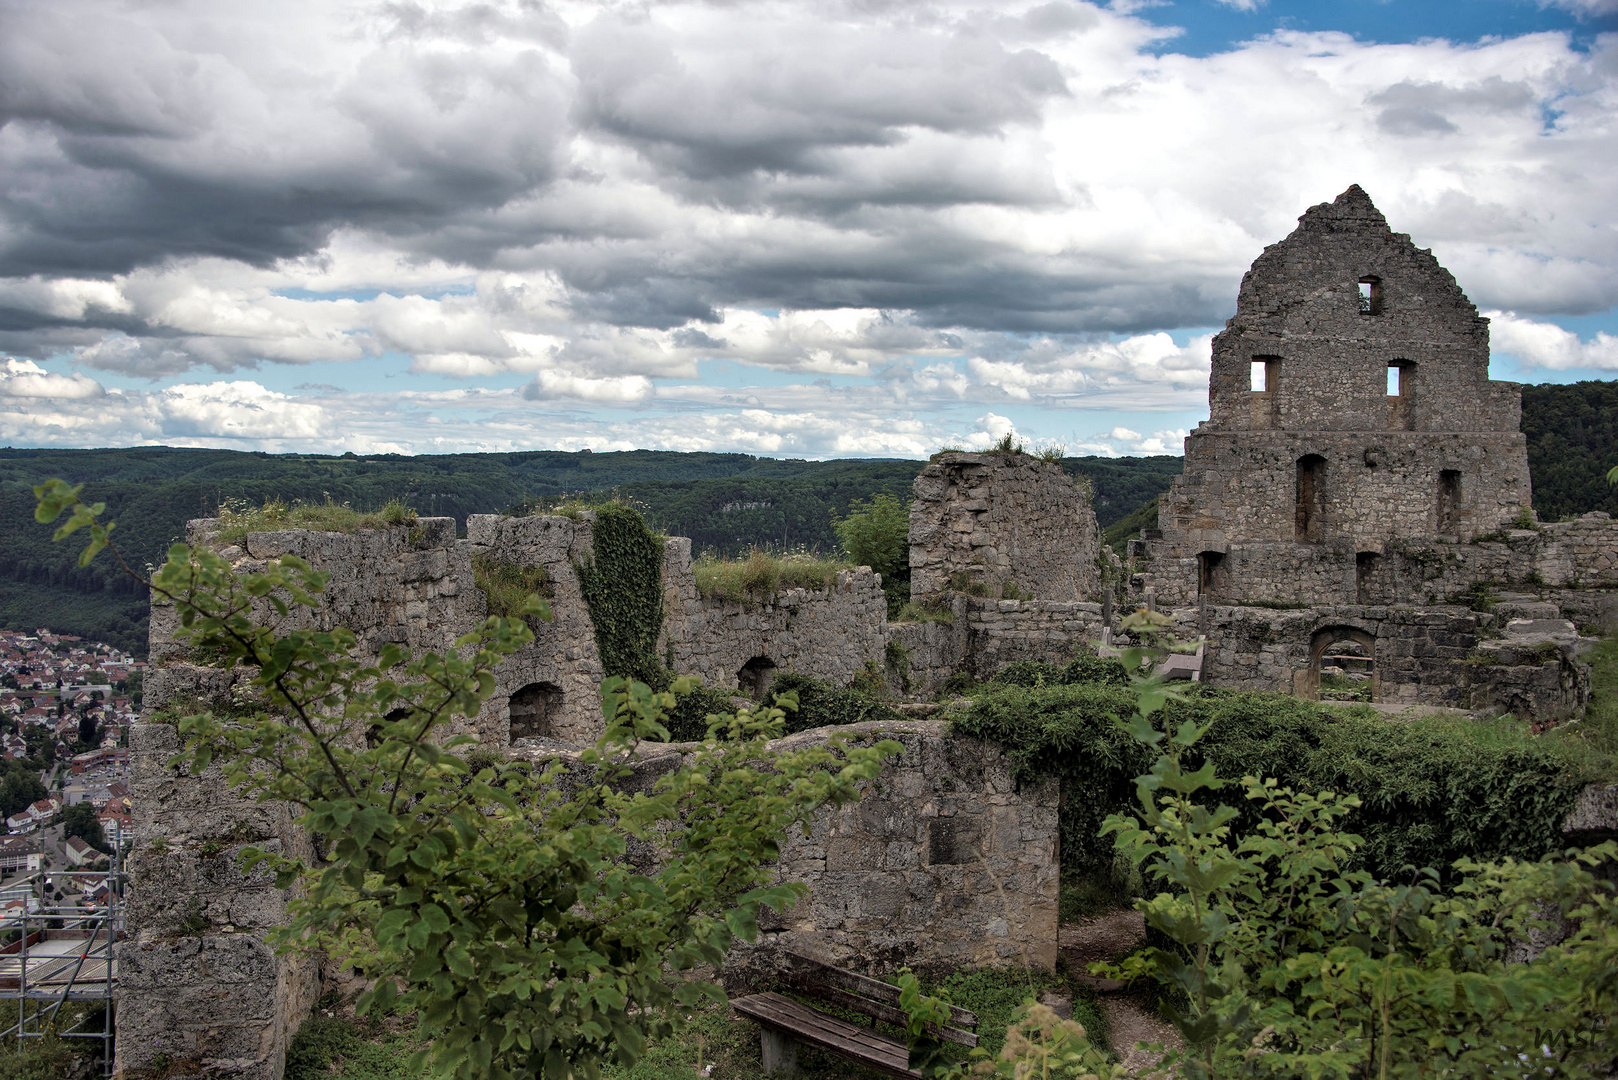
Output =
[
  {"x1": 509, "y1": 682, "x2": 563, "y2": 742},
  {"x1": 1307, "y1": 627, "x2": 1376, "y2": 703},
  {"x1": 737, "y1": 656, "x2": 777, "y2": 700}
]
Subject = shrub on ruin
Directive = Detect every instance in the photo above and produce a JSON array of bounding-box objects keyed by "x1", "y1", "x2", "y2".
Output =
[
  {"x1": 214, "y1": 496, "x2": 418, "y2": 544},
  {"x1": 35, "y1": 479, "x2": 902, "y2": 1080},
  {"x1": 833, "y1": 492, "x2": 911, "y2": 614},
  {"x1": 691, "y1": 548, "x2": 845, "y2": 605},
  {"x1": 1084, "y1": 612, "x2": 1618, "y2": 1078},
  {"x1": 766, "y1": 670, "x2": 903, "y2": 733},
  {"x1": 953, "y1": 679, "x2": 1600, "y2": 885}
]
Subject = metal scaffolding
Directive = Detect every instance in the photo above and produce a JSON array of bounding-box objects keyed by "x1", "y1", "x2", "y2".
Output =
[{"x1": 0, "y1": 856, "x2": 124, "y2": 1078}]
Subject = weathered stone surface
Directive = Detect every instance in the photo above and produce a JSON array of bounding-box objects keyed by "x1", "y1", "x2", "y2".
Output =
[
  {"x1": 1127, "y1": 187, "x2": 1615, "y2": 717},
  {"x1": 910, "y1": 452, "x2": 1106, "y2": 604},
  {"x1": 1562, "y1": 784, "x2": 1618, "y2": 842}
]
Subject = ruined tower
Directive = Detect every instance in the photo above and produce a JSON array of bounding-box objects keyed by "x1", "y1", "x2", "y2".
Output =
[{"x1": 1146, "y1": 185, "x2": 1532, "y2": 607}]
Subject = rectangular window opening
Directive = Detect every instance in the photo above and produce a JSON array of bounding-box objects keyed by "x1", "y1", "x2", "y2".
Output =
[
  {"x1": 1358, "y1": 277, "x2": 1383, "y2": 315},
  {"x1": 1387, "y1": 363, "x2": 1402, "y2": 396},
  {"x1": 1251, "y1": 360, "x2": 1267, "y2": 392}
]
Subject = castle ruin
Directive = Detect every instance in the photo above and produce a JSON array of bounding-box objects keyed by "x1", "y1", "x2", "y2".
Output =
[{"x1": 117, "y1": 187, "x2": 1618, "y2": 1078}]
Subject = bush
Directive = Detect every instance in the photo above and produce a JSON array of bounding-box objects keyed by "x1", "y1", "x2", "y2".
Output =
[
  {"x1": 767, "y1": 671, "x2": 904, "y2": 734},
  {"x1": 952, "y1": 682, "x2": 1601, "y2": 883},
  {"x1": 471, "y1": 553, "x2": 551, "y2": 629},
  {"x1": 833, "y1": 493, "x2": 910, "y2": 615}
]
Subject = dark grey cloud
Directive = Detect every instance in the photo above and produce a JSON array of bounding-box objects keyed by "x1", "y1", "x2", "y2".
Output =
[{"x1": 1368, "y1": 76, "x2": 1537, "y2": 137}]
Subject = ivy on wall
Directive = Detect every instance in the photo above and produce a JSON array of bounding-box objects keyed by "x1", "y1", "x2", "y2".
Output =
[{"x1": 574, "y1": 503, "x2": 668, "y2": 690}]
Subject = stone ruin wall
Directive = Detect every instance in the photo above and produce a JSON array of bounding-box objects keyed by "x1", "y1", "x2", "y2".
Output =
[
  {"x1": 909, "y1": 452, "x2": 1105, "y2": 604},
  {"x1": 509, "y1": 721, "x2": 1061, "y2": 987},
  {"x1": 126, "y1": 518, "x2": 471, "y2": 1079},
  {"x1": 660, "y1": 537, "x2": 889, "y2": 693},
  {"x1": 1187, "y1": 603, "x2": 1589, "y2": 717},
  {"x1": 123, "y1": 500, "x2": 1064, "y2": 1078}
]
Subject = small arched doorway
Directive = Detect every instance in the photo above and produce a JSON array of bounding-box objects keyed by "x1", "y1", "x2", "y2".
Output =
[
  {"x1": 509, "y1": 682, "x2": 563, "y2": 741},
  {"x1": 737, "y1": 656, "x2": 777, "y2": 700},
  {"x1": 1307, "y1": 627, "x2": 1376, "y2": 703}
]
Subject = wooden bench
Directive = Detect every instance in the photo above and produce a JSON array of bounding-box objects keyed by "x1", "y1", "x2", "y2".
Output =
[{"x1": 731, "y1": 952, "x2": 978, "y2": 1078}]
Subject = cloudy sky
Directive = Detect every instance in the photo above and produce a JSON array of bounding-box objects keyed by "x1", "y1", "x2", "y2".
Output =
[{"x1": 1, "y1": 0, "x2": 1616, "y2": 459}]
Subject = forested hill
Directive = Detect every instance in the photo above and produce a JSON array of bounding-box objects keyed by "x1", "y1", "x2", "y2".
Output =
[
  {"x1": 1521, "y1": 381, "x2": 1618, "y2": 522},
  {"x1": 0, "y1": 447, "x2": 1181, "y2": 655}
]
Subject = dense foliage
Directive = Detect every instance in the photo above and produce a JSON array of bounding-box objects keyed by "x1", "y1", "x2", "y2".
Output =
[
  {"x1": 61, "y1": 803, "x2": 108, "y2": 853},
  {"x1": 0, "y1": 758, "x2": 47, "y2": 818},
  {"x1": 37, "y1": 478, "x2": 900, "y2": 1080},
  {"x1": 952, "y1": 680, "x2": 1596, "y2": 883},
  {"x1": 1523, "y1": 379, "x2": 1618, "y2": 522},
  {"x1": 0, "y1": 447, "x2": 1182, "y2": 654},
  {"x1": 1086, "y1": 615, "x2": 1618, "y2": 1078},
  {"x1": 765, "y1": 671, "x2": 904, "y2": 733},
  {"x1": 833, "y1": 493, "x2": 911, "y2": 614},
  {"x1": 573, "y1": 504, "x2": 669, "y2": 690}
]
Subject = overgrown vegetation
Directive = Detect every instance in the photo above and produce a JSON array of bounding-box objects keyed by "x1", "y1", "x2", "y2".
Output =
[
  {"x1": 952, "y1": 679, "x2": 1605, "y2": 885},
  {"x1": 1080, "y1": 611, "x2": 1618, "y2": 1078},
  {"x1": 691, "y1": 549, "x2": 845, "y2": 604},
  {"x1": 574, "y1": 502, "x2": 669, "y2": 689},
  {"x1": 765, "y1": 671, "x2": 904, "y2": 733},
  {"x1": 833, "y1": 492, "x2": 910, "y2": 614},
  {"x1": 215, "y1": 496, "x2": 417, "y2": 544},
  {"x1": 471, "y1": 553, "x2": 552, "y2": 628}
]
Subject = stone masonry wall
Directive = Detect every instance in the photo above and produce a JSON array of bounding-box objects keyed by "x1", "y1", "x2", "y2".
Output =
[
  {"x1": 1190, "y1": 602, "x2": 1588, "y2": 718},
  {"x1": 511, "y1": 720, "x2": 1061, "y2": 984},
  {"x1": 660, "y1": 537, "x2": 889, "y2": 694},
  {"x1": 910, "y1": 452, "x2": 1103, "y2": 604},
  {"x1": 465, "y1": 513, "x2": 610, "y2": 746},
  {"x1": 123, "y1": 518, "x2": 469, "y2": 1080},
  {"x1": 1147, "y1": 186, "x2": 1534, "y2": 610}
]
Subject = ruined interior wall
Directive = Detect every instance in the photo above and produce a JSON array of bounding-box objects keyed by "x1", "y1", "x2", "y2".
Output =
[
  {"x1": 465, "y1": 513, "x2": 608, "y2": 745},
  {"x1": 660, "y1": 537, "x2": 890, "y2": 694},
  {"x1": 1139, "y1": 513, "x2": 1618, "y2": 611},
  {"x1": 909, "y1": 452, "x2": 1102, "y2": 604},
  {"x1": 1159, "y1": 429, "x2": 1531, "y2": 555},
  {"x1": 123, "y1": 518, "x2": 469, "y2": 1080},
  {"x1": 962, "y1": 599, "x2": 1108, "y2": 679},
  {"x1": 1191, "y1": 603, "x2": 1589, "y2": 718},
  {"x1": 886, "y1": 615, "x2": 969, "y2": 699},
  {"x1": 573, "y1": 719, "x2": 1060, "y2": 983}
]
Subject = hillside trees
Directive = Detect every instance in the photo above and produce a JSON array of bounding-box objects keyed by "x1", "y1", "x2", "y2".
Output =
[{"x1": 34, "y1": 479, "x2": 900, "y2": 1080}]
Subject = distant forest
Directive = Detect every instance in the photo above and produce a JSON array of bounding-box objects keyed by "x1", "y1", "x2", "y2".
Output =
[
  {"x1": 3, "y1": 378, "x2": 1613, "y2": 656},
  {"x1": 0, "y1": 446, "x2": 1178, "y2": 654}
]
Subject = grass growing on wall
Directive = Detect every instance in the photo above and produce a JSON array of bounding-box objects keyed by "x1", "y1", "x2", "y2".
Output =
[
  {"x1": 215, "y1": 496, "x2": 418, "y2": 544},
  {"x1": 471, "y1": 553, "x2": 552, "y2": 628},
  {"x1": 692, "y1": 549, "x2": 845, "y2": 604},
  {"x1": 952, "y1": 681, "x2": 1607, "y2": 885}
]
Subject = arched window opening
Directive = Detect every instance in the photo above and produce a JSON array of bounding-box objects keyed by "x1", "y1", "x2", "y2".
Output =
[
  {"x1": 1438, "y1": 470, "x2": 1462, "y2": 535},
  {"x1": 1295, "y1": 455, "x2": 1326, "y2": 543},
  {"x1": 509, "y1": 682, "x2": 563, "y2": 742},
  {"x1": 1309, "y1": 627, "x2": 1376, "y2": 703},
  {"x1": 737, "y1": 656, "x2": 777, "y2": 700},
  {"x1": 1197, "y1": 551, "x2": 1225, "y2": 599}
]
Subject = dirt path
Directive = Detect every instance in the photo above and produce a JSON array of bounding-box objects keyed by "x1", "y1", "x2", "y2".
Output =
[{"x1": 1059, "y1": 909, "x2": 1183, "y2": 1076}]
